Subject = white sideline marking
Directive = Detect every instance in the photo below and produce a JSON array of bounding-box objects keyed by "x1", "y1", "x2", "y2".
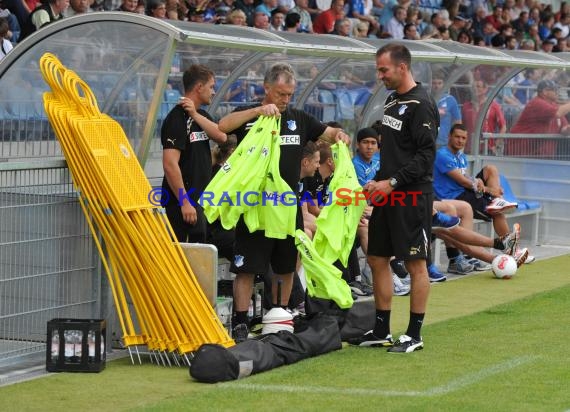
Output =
[{"x1": 219, "y1": 355, "x2": 538, "y2": 397}]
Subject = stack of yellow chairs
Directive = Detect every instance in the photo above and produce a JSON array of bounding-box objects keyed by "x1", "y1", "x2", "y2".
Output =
[{"x1": 39, "y1": 53, "x2": 233, "y2": 366}]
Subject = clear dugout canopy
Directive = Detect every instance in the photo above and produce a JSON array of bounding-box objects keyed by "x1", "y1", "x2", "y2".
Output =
[{"x1": 1, "y1": 12, "x2": 570, "y2": 176}]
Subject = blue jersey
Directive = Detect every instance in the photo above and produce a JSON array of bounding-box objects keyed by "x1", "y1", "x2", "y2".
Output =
[
  {"x1": 436, "y1": 94, "x2": 461, "y2": 147},
  {"x1": 352, "y1": 152, "x2": 380, "y2": 186},
  {"x1": 433, "y1": 146, "x2": 468, "y2": 200},
  {"x1": 348, "y1": 0, "x2": 365, "y2": 17}
]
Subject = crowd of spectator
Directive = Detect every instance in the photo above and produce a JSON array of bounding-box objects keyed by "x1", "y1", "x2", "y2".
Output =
[{"x1": 3, "y1": 0, "x2": 570, "y2": 54}]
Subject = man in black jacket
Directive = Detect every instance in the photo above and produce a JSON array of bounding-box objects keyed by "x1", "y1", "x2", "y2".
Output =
[{"x1": 348, "y1": 44, "x2": 439, "y2": 353}]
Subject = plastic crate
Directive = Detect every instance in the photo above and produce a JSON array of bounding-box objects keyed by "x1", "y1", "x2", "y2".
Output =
[{"x1": 46, "y1": 319, "x2": 106, "y2": 373}]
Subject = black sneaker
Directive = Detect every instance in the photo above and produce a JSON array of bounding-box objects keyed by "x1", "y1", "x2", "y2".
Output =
[
  {"x1": 232, "y1": 323, "x2": 249, "y2": 344},
  {"x1": 347, "y1": 330, "x2": 393, "y2": 347},
  {"x1": 349, "y1": 280, "x2": 373, "y2": 296},
  {"x1": 387, "y1": 334, "x2": 424, "y2": 353}
]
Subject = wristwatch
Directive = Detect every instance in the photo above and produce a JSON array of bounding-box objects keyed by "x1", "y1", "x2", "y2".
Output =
[{"x1": 389, "y1": 177, "x2": 398, "y2": 188}]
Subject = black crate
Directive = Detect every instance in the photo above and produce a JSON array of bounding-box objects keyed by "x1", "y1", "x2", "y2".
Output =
[{"x1": 46, "y1": 319, "x2": 106, "y2": 373}]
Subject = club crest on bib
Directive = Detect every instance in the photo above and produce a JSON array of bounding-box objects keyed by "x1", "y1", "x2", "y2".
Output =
[
  {"x1": 234, "y1": 255, "x2": 244, "y2": 268},
  {"x1": 287, "y1": 120, "x2": 297, "y2": 131},
  {"x1": 398, "y1": 105, "x2": 408, "y2": 115}
]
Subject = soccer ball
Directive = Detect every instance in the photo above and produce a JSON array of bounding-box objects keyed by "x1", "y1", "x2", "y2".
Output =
[{"x1": 492, "y1": 254, "x2": 517, "y2": 279}]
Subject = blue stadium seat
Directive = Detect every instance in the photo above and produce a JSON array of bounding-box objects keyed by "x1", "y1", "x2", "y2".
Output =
[
  {"x1": 164, "y1": 89, "x2": 182, "y2": 102},
  {"x1": 500, "y1": 174, "x2": 541, "y2": 211}
]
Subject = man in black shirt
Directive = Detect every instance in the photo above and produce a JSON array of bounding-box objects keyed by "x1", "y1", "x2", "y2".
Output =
[
  {"x1": 219, "y1": 63, "x2": 349, "y2": 342},
  {"x1": 161, "y1": 64, "x2": 227, "y2": 243},
  {"x1": 348, "y1": 44, "x2": 439, "y2": 353}
]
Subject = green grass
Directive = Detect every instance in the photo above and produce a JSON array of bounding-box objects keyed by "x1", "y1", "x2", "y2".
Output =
[{"x1": 2, "y1": 255, "x2": 570, "y2": 411}]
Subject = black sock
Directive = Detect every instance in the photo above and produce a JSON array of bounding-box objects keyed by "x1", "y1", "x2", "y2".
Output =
[
  {"x1": 446, "y1": 247, "x2": 460, "y2": 260},
  {"x1": 406, "y1": 312, "x2": 425, "y2": 340},
  {"x1": 234, "y1": 311, "x2": 248, "y2": 326},
  {"x1": 373, "y1": 309, "x2": 391, "y2": 338},
  {"x1": 493, "y1": 237, "x2": 504, "y2": 250}
]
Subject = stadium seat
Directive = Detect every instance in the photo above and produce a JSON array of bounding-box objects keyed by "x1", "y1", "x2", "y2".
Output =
[{"x1": 499, "y1": 174, "x2": 541, "y2": 211}]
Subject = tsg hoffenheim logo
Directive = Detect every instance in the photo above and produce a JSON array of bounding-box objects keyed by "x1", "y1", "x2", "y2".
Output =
[
  {"x1": 399, "y1": 105, "x2": 408, "y2": 115},
  {"x1": 287, "y1": 120, "x2": 297, "y2": 131},
  {"x1": 234, "y1": 255, "x2": 244, "y2": 268}
]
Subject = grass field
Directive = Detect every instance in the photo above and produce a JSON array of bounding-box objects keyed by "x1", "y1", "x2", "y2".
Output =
[{"x1": 2, "y1": 255, "x2": 570, "y2": 411}]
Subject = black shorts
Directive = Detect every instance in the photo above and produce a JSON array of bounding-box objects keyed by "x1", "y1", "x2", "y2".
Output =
[
  {"x1": 230, "y1": 209, "x2": 303, "y2": 275},
  {"x1": 165, "y1": 203, "x2": 207, "y2": 243},
  {"x1": 455, "y1": 169, "x2": 493, "y2": 221},
  {"x1": 368, "y1": 192, "x2": 433, "y2": 260}
]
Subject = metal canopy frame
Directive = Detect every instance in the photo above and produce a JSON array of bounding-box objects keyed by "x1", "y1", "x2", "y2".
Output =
[{"x1": 2, "y1": 12, "x2": 570, "y2": 167}]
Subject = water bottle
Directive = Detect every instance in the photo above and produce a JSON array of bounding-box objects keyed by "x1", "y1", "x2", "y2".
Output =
[
  {"x1": 472, "y1": 177, "x2": 483, "y2": 199},
  {"x1": 88, "y1": 331, "x2": 96, "y2": 361},
  {"x1": 255, "y1": 292, "x2": 262, "y2": 317},
  {"x1": 64, "y1": 330, "x2": 74, "y2": 362},
  {"x1": 74, "y1": 330, "x2": 83, "y2": 361},
  {"x1": 51, "y1": 331, "x2": 60, "y2": 362},
  {"x1": 101, "y1": 335, "x2": 106, "y2": 361}
]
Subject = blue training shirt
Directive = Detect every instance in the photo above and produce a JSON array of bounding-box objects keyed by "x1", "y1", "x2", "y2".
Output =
[
  {"x1": 352, "y1": 152, "x2": 380, "y2": 187},
  {"x1": 433, "y1": 146, "x2": 468, "y2": 200}
]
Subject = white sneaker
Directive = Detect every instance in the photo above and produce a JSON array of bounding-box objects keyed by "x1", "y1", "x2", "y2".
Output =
[
  {"x1": 514, "y1": 248, "x2": 529, "y2": 267},
  {"x1": 525, "y1": 255, "x2": 536, "y2": 264},
  {"x1": 393, "y1": 273, "x2": 410, "y2": 296},
  {"x1": 486, "y1": 198, "x2": 518, "y2": 215}
]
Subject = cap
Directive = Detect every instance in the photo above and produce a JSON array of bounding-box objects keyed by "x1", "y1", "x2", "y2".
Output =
[
  {"x1": 454, "y1": 15, "x2": 469, "y2": 21},
  {"x1": 537, "y1": 79, "x2": 557, "y2": 93},
  {"x1": 356, "y1": 127, "x2": 379, "y2": 143}
]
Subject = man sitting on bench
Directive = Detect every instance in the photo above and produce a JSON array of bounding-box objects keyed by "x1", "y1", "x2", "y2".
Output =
[{"x1": 434, "y1": 124, "x2": 518, "y2": 241}]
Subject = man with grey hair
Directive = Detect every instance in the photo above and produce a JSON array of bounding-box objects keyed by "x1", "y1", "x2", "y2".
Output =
[{"x1": 219, "y1": 63, "x2": 350, "y2": 342}]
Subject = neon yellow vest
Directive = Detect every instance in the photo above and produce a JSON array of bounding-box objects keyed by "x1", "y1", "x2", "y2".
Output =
[
  {"x1": 246, "y1": 127, "x2": 297, "y2": 239},
  {"x1": 295, "y1": 229, "x2": 353, "y2": 309},
  {"x1": 204, "y1": 116, "x2": 296, "y2": 239},
  {"x1": 313, "y1": 142, "x2": 366, "y2": 266},
  {"x1": 203, "y1": 116, "x2": 276, "y2": 229}
]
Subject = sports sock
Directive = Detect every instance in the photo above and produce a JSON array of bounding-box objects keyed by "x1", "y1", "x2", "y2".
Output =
[
  {"x1": 446, "y1": 247, "x2": 460, "y2": 260},
  {"x1": 493, "y1": 237, "x2": 504, "y2": 250},
  {"x1": 373, "y1": 309, "x2": 391, "y2": 338},
  {"x1": 406, "y1": 312, "x2": 425, "y2": 340},
  {"x1": 234, "y1": 311, "x2": 248, "y2": 326}
]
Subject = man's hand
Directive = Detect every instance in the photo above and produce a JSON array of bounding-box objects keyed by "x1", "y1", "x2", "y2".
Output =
[
  {"x1": 181, "y1": 202, "x2": 197, "y2": 225},
  {"x1": 363, "y1": 179, "x2": 393, "y2": 203},
  {"x1": 475, "y1": 178, "x2": 485, "y2": 193},
  {"x1": 335, "y1": 129, "x2": 351, "y2": 145},
  {"x1": 256, "y1": 104, "x2": 281, "y2": 117},
  {"x1": 179, "y1": 97, "x2": 197, "y2": 117}
]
